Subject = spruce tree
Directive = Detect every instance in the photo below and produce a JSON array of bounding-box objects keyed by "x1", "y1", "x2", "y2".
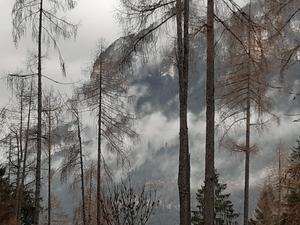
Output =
[
  {"x1": 0, "y1": 166, "x2": 35, "y2": 225},
  {"x1": 192, "y1": 171, "x2": 239, "y2": 225}
]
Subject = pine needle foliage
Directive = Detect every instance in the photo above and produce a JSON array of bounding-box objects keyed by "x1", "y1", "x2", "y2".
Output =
[{"x1": 192, "y1": 171, "x2": 239, "y2": 225}]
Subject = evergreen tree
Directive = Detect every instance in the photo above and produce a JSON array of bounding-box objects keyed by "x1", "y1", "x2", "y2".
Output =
[
  {"x1": 192, "y1": 171, "x2": 239, "y2": 225},
  {"x1": 0, "y1": 165, "x2": 34, "y2": 225},
  {"x1": 0, "y1": 166, "x2": 16, "y2": 224}
]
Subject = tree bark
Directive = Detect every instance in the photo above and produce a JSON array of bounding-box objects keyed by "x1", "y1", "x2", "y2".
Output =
[
  {"x1": 88, "y1": 166, "x2": 92, "y2": 225},
  {"x1": 244, "y1": 2, "x2": 251, "y2": 225},
  {"x1": 15, "y1": 131, "x2": 21, "y2": 222},
  {"x1": 17, "y1": 84, "x2": 24, "y2": 222},
  {"x1": 8, "y1": 136, "x2": 12, "y2": 182},
  {"x1": 277, "y1": 143, "x2": 282, "y2": 225},
  {"x1": 177, "y1": 0, "x2": 191, "y2": 225},
  {"x1": 47, "y1": 97, "x2": 51, "y2": 225},
  {"x1": 20, "y1": 79, "x2": 33, "y2": 216},
  {"x1": 204, "y1": 0, "x2": 215, "y2": 225},
  {"x1": 244, "y1": 97, "x2": 250, "y2": 225},
  {"x1": 77, "y1": 114, "x2": 86, "y2": 225},
  {"x1": 34, "y1": 0, "x2": 43, "y2": 224},
  {"x1": 97, "y1": 55, "x2": 103, "y2": 225}
]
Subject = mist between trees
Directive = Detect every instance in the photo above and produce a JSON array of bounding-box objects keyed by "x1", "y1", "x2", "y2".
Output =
[{"x1": 0, "y1": 0, "x2": 299, "y2": 225}]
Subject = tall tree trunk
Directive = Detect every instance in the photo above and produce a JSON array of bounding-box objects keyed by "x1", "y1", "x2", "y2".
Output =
[
  {"x1": 15, "y1": 132, "x2": 21, "y2": 212},
  {"x1": 20, "y1": 79, "x2": 33, "y2": 216},
  {"x1": 77, "y1": 115, "x2": 86, "y2": 225},
  {"x1": 17, "y1": 85, "x2": 24, "y2": 222},
  {"x1": 8, "y1": 136, "x2": 12, "y2": 182},
  {"x1": 204, "y1": 0, "x2": 215, "y2": 225},
  {"x1": 244, "y1": 87, "x2": 250, "y2": 225},
  {"x1": 97, "y1": 56, "x2": 103, "y2": 225},
  {"x1": 244, "y1": 2, "x2": 251, "y2": 225},
  {"x1": 177, "y1": 0, "x2": 191, "y2": 225},
  {"x1": 88, "y1": 166, "x2": 92, "y2": 225},
  {"x1": 277, "y1": 144, "x2": 282, "y2": 225},
  {"x1": 47, "y1": 98, "x2": 51, "y2": 225},
  {"x1": 34, "y1": 0, "x2": 43, "y2": 224},
  {"x1": 15, "y1": 132, "x2": 21, "y2": 221}
]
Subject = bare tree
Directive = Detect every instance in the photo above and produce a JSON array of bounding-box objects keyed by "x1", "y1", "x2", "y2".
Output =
[
  {"x1": 61, "y1": 97, "x2": 87, "y2": 225},
  {"x1": 19, "y1": 78, "x2": 35, "y2": 222},
  {"x1": 261, "y1": 0, "x2": 300, "y2": 75},
  {"x1": 119, "y1": 2, "x2": 193, "y2": 224},
  {"x1": 281, "y1": 155, "x2": 300, "y2": 225},
  {"x1": 216, "y1": 1, "x2": 279, "y2": 224},
  {"x1": 12, "y1": 1, "x2": 77, "y2": 223},
  {"x1": 252, "y1": 140, "x2": 300, "y2": 225},
  {"x1": 79, "y1": 39, "x2": 139, "y2": 225},
  {"x1": 6, "y1": 75, "x2": 36, "y2": 224},
  {"x1": 85, "y1": 163, "x2": 96, "y2": 225},
  {"x1": 118, "y1": 0, "x2": 177, "y2": 64},
  {"x1": 102, "y1": 180, "x2": 159, "y2": 225},
  {"x1": 40, "y1": 195, "x2": 69, "y2": 225},
  {"x1": 253, "y1": 180, "x2": 276, "y2": 225},
  {"x1": 273, "y1": 142, "x2": 288, "y2": 225},
  {"x1": 73, "y1": 161, "x2": 110, "y2": 225},
  {"x1": 42, "y1": 91, "x2": 64, "y2": 225}
]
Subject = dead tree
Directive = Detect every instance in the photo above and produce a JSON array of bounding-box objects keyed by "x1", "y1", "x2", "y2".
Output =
[
  {"x1": 40, "y1": 195, "x2": 69, "y2": 225},
  {"x1": 261, "y1": 0, "x2": 300, "y2": 75},
  {"x1": 0, "y1": 75, "x2": 36, "y2": 225},
  {"x1": 73, "y1": 161, "x2": 115, "y2": 225},
  {"x1": 252, "y1": 139, "x2": 300, "y2": 225},
  {"x1": 42, "y1": 91, "x2": 64, "y2": 225},
  {"x1": 280, "y1": 141, "x2": 300, "y2": 225},
  {"x1": 119, "y1": 2, "x2": 194, "y2": 225},
  {"x1": 6, "y1": 75, "x2": 35, "y2": 223},
  {"x1": 273, "y1": 142, "x2": 288, "y2": 225},
  {"x1": 12, "y1": 1, "x2": 77, "y2": 223},
  {"x1": 102, "y1": 180, "x2": 159, "y2": 225},
  {"x1": 73, "y1": 162, "x2": 107, "y2": 225},
  {"x1": 85, "y1": 163, "x2": 96, "y2": 225},
  {"x1": 216, "y1": 2, "x2": 279, "y2": 224},
  {"x1": 60, "y1": 96, "x2": 88, "y2": 225},
  {"x1": 119, "y1": 0, "x2": 177, "y2": 63},
  {"x1": 79, "y1": 39, "x2": 138, "y2": 225},
  {"x1": 19, "y1": 78, "x2": 35, "y2": 221},
  {"x1": 7, "y1": 77, "x2": 25, "y2": 221}
]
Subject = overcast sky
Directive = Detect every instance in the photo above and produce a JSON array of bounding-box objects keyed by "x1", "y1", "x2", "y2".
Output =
[
  {"x1": 0, "y1": 0, "x2": 122, "y2": 104},
  {"x1": 0, "y1": 0, "x2": 247, "y2": 102}
]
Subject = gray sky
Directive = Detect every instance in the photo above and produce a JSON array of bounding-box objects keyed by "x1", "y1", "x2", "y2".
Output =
[
  {"x1": 0, "y1": 0, "x2": 121, "y2": 103},
  {"x1": 0, "y1": 0, "x2": 247, "y2": 101}
]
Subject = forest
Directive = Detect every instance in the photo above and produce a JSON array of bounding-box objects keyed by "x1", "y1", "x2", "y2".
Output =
[{"x1": 0, "y1": 0, "x2": 299, "y2": 225}]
